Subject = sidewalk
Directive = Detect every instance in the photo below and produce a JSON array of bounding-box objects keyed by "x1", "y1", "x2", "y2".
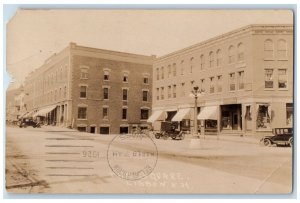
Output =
[{"x1": 184, "y1": 133, "x2": 261, "y2": 145}]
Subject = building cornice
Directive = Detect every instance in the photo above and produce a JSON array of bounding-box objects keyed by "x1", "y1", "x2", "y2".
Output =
[{"x1": 155, "y1": 24, "x2": 293, "y2": 63}]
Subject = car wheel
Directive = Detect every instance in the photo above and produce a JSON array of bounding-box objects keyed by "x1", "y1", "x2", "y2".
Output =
[
  {"x1": 288, "y1": 137, "x2": 293, "y2": 147},
  {"x1": 155, "y1": 133, "x2": 161, "y2": 139},
  {"x1": 263, "y1": 139, "x2": 271, "y2": 146}
]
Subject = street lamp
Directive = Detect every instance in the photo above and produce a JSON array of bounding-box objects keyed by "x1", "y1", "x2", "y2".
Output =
[{"x1": 190, "y1": 86, "x2": 205, "y2": 137}]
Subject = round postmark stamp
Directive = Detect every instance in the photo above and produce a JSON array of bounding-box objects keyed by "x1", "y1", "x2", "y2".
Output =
[{"x1": 107, "y1": 133, "x2": 158, "y2": 181}]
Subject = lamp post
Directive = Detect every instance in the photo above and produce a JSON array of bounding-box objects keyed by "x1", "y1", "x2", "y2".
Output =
[{"x1": 191, "y1": 86, "x2": 204, "y2": 137}]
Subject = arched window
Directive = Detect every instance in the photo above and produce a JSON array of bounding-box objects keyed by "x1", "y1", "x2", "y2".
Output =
[
  {"x1": 237, "y1": 43, "x2": 244, "y2": 61},
  {"x1": 216, "y1": 49, "x2": 222, "y2": 67},
  {"x1": 228, "y1": 45, "x2": 235, "y2": 63},
  {"x1": 277, "y1": 39, "x2": 287, "y2": 59},
  {"x1": 190, "y1": 57, "x2": 194, "y2": 73},
  {"x1": 264, "y1": 39, "x2": 274, "y2": 59},
  {"x1": 200, "y1": 54, "x2": 205, "y2": 70},
  {"x1": 209, "y1": 51, "x2": 214, "y2": 68}
]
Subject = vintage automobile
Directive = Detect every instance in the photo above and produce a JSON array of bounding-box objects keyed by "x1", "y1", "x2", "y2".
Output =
[
  {"x1": 261, "y1": 128, "x2": 293, "y2": 147},
  {"x1": 154, "y1": 121, "x2": 185, "y2": 140},
  {"x1": 18, "y1": 118, "x2": 41, "y2": 128}
]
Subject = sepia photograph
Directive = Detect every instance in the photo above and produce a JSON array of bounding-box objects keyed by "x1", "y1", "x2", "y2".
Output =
[{"x1": 5, "y1": 8, "x2": 294, "y2": 194}]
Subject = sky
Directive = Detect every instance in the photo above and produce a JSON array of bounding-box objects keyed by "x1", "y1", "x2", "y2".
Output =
[{"x1": 6, "y1": 9, "x2": 293, "y2": 89}]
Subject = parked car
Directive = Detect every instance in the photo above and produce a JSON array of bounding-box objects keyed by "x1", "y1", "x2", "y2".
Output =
[
  {"x1": 260, "y1": 128, "x2": 293, "y2": 147},
  {"x1": 18, "y1": 118, "x2": 41, "y2": 128},
  {"x1": 155, "y1": 121, "x2": 184, "y2": 140}
]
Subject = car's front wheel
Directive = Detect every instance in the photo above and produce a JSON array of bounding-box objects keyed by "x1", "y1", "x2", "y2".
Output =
[
  {"x1": 288, "y1": 137, "x2": 293, "y2": 147},
  {"x1": 263, "y1": 139, "x2": 271, "y2": 146}
]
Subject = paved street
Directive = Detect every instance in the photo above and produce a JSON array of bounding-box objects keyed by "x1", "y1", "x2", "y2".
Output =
[{"x1": 5, "y1": 126, "x2": 293, "y2": 194}]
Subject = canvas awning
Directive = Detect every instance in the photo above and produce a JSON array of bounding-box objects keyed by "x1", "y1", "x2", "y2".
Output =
[
  {"x1": 197, "y1": 106, "x2": 218, "y2": 120},
  {"x1": 171, "y1": 108, "x2": 191, "y2": 122},
  {"x1": 147, "y1": 110, "x2": 166, "y2": 123},
  {"x1": 33, "y1": 105, "x2": 57, "y2": 117}
]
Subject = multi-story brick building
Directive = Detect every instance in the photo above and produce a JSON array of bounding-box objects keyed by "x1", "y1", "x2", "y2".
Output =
[
  {"x1": 149, "y1": 24, "x2": 293, "y2": 136},
  {"x1": 23, "y1": 43, "x2": 154, "y2": 134}
]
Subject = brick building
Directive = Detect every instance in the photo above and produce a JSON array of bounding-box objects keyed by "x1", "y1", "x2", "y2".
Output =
[
  {"x1": 149, "y1": 24, "x2": 293, "y2": 136},
  {"x1": 23, "y1": 43, "x2": 154, "y2": 134}
]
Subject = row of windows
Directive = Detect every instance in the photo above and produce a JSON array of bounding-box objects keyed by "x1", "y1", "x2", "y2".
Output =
[
  {"x1": 264, "y1": 68, "x2": 288, "y2": 89},
  {"x1": 44, "y1": 64, "x2": 68, "y2": 89},
  {"x1": 155, "y1": 71, "x2": 245, "y2": 100},
  {"x1": 264, "y1": 39, "x2": 288, "y2": 60},
  {"x1": 156, "y1": 42, "x2": 245, "y2": 80},
  {"x1": 79, "y1": 86, "x2": 150, "y2": 102},
  {"x1": 80, "y1": 67, "x2": 150, "y2": 84},
  {"x1": 78, "y1": 107, "x2": 149, "y2": 120},
  {"x1": 33, "y1": 86, "x2": 67, "y2": 106}
]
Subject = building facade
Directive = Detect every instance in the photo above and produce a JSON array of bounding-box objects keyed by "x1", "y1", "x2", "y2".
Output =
[
  {"x1": 23, "y1": 43, "x2": 154, "y2": 134},
  {"x1": 149, "y1": 24, "x2": 293, "y2": 136}
]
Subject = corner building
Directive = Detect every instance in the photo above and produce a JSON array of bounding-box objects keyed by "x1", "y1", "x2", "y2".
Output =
[
  {"x1": 23, "y1": 43, "x2": 154, "y2": 134},
  {"x1": 150, "y1": 24, "x2": 293, "y2": 136}
]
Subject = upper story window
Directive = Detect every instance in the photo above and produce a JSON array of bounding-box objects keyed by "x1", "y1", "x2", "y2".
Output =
[
  {"x1": 156, "y1": 68, "x2": 159, "y2": 80},
  {"x1": 217, "y1": 75, "x2": 222, "y2": 92},
  {"x1": 180, "y1": 60, "x2": 184, "y2": 75},
  {"x1": 173, "y1": 63, "x2": 177, "y2": 77},
  {"x1": 156, "y1": 88, "x2": 159, "y2": 100},
  {"x1": 277, "y1": 39, "x2": 287, "y2": 59},
  {"x1": 103, "y1": 87, "x2": 109, "y2": 99},
  {"x1": 200, "y1": 54, "x2": 205, "y2": 70},
  {"x1": 80, "y1": 86, "x2": 87, "y2": 98},
  {"x1": 60, "y1": 67, "x2": 63, "y2": 80},
  {"x1": 102, "y1": 106, "x2": 109, "y2": 119},
  {"x1": 143, "y1": 74, "x2": 149, "y2": 84},
  {"x1": 172, "y1": 85, "x2": 176, "y2": 98},
  {"x1": 181, "y1": 83, "x2": 185, "y2": 97},
  {"x1": 264, "y1": 69, "x2": 274, "y2": 89},
  {"x1": 216, "y1": 49, "x2": 222, "y2": 67},
  {"x1": 237, "y1": 43, "x2": 244, "y2": 62},
  {"x1": 160, "y1": 87, "x2": 164, "y2": 100},
  {"x1": 142, "y1": 90, "x2": 149, "y2": 102},
  {"x1": 190, "y1": 57, "x2": 194, "y2": 73},
  {"x1": 64, "y1": 86, "x2": 67, "y2": 98},
  {"x1": 167, "y1": 85, "x2": 172, "y2": 99},
  {"x1": 229, "y1": 73, "x2": 236, "y2": 91},
  {"x1": 228, "y1": 45, "x2": 235, "y2": 64},
  {"x1": 78, "y1": 107, "x2": 87, "y2": 119},
  {"x1": 238, "y1": 71, "x2": 245, "y2": 90},
  {"x1": 168, "y1": 65, "x2": 172, "y2": 78},
  {"x1": 104, "y1": 70, "x2": 110, "y2": 81},
  {"x1": 80, "y1": 67, "x2": 89, "y2": 79},
  {"x1": 200, "y1": 79, "x2": 205, "y2": 92},
  {"x1": 122, "y1": 88, "x2": 128, "y2": 101},
  {"x1": 209, "y1": 77, "x2": 215, "y2": 93},
  {"x1": 122, "y1": 107, "x2": 127, "y2": 120},
  {"x1": 278, "y1": 69, "x2": 287, "y2": 89},
  {"x1": 161, "y1": 66, "x2": 164, "y2": 79},
  {"x1": 264, "y1": 39, "x2": 274, "y2": 59},
  {"x1": 209, "y1": 51, "x2": 214, "y2": 68},
  {"x1": 123, "y1": 71, "x2": 129, "y2": 83}
]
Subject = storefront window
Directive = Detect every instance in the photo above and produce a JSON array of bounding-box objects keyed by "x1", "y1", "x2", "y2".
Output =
[
  {"x1": 256, "y1": 104, "x2": 271, "y2": 130},
  {"x1": 286, "y1": 103, "x2": 293, "y2": 126},
  {"x1": 245, "y1": 105, "x2": 252, "y2": 120},
  {"x1": 222, "y1": 111, "x2": 231, "y2": 129}
]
